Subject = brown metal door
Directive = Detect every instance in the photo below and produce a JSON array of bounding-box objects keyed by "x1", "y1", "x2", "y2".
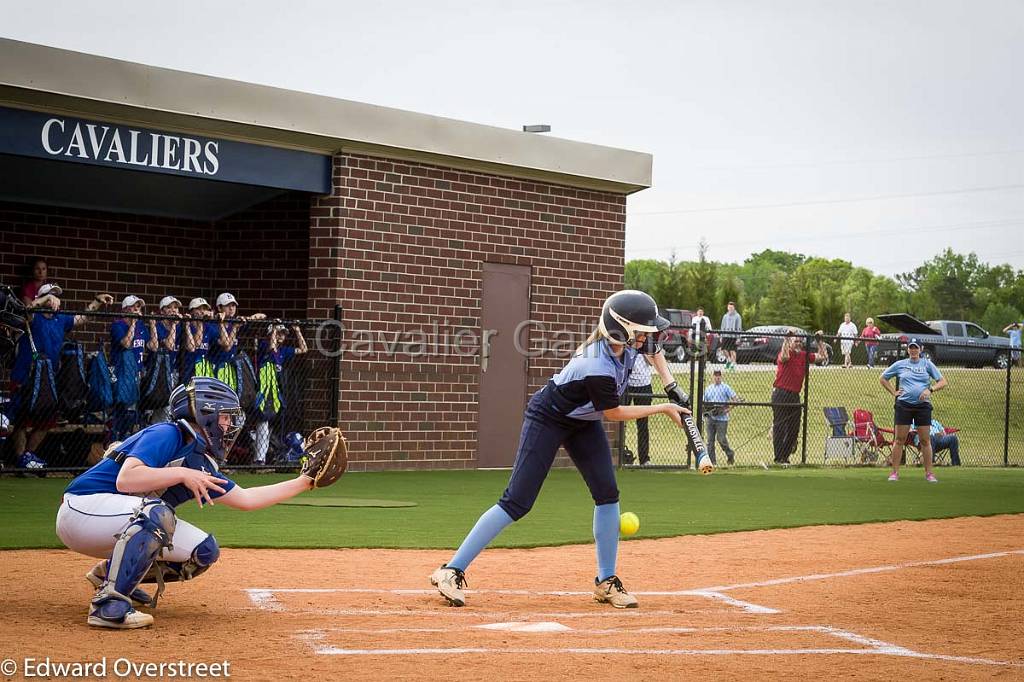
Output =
[{"x1": 477, "y1": 262, "x2": 531, "y2": 468}]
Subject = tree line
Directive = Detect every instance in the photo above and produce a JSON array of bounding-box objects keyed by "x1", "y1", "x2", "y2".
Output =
[{"x1": 625, "y1": 245, "x2": 1024, "y2": 335}]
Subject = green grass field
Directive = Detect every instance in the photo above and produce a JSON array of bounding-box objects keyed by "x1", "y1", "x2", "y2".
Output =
[
  {"x1": 3, "y1": 467, "x2": 1022, "y2": 550},
  {"x1": 625, "y1": 365, "x2": 1024, "y2": 466}
]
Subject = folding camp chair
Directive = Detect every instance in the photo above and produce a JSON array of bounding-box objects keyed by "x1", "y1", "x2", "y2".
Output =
[
  {"x1": 822, "y1": 407, "x2": 858, "y2": 465},
  {"x1": 851, "y1": 409, "x2": 903, "y2": 465},
  {"x1": 910, "y1": 426, "x2": 960, "y2": 465}
]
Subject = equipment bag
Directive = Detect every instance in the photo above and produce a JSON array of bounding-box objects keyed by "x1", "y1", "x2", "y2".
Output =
[
  {"x1": 140, "y1": 350, "x2": 175, "y2": 411},
  {"x1": 113, "y1": 347, "x2": 140, "y2": 406},
  {"x1": 57, "y1": 341, "x2": 89, "y2": 420},
  {"x1": 87, "y1": 345, "x2": 114, "y2": 412},
  {"x1": 234, "y1": 353, "x2": 259, "y2": 418}
]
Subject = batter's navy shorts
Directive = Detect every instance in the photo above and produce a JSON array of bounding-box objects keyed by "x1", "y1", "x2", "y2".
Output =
[
  {"x1": 497, "y1": 385, "x2": 619, "y2": 521},
  {"x1": 894, "y1": 400, "x2": 932, "y2": 427}
]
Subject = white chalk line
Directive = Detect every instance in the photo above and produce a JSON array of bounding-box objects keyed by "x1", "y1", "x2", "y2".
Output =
[
  {"x1": 262, "y1": 606, "x2": 710, "y2": 619},
  {"x1": 699, "y1": 549, "x2": 1024, "y2": 593},
  {"x1": 252, "y1": 548, "x2": 1024, "y2": 668},
  {"x1": 244, "y1": 548, "x2": 1024, "y2": 617},
  {"x1": 295, "y1": 624, "x2": 1023, "y2": 666},
  {"x1": 243, "y1": 587, "x2": 777, "y2": 614}
]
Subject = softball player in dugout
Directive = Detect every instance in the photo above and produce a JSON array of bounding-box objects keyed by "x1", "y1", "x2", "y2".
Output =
[
  {"x1": 431, "y1": 290, "x2": 696, "y2": 609},
  {"x1": 55, "y1": 377, "x2": 316, "y2": 630}
]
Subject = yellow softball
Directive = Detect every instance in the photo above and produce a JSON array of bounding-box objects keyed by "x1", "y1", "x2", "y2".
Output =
[{"x1": 620, "y1": 511, "x2": 640, "y2": 536}]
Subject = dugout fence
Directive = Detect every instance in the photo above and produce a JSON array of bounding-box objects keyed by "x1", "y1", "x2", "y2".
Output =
[
  {"x1": 1, "y1": 306, "x2": 342, "y2": 474},
  {"x1": 620, "y1": 329, "x2": 1024, "y2": 469}
]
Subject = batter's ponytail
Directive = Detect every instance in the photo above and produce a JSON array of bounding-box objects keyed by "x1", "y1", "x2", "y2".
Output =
[{"x1": 575, "y1": 327, "x2": 605, "y2": 356}]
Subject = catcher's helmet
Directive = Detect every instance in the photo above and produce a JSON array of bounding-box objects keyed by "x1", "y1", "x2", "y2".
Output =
[
  {"x1": 169, "y1": 377, "x2": 244, "y2": 461},
  {"x1": 598, "y1": 290, "x2": 670, "y2": 345}
]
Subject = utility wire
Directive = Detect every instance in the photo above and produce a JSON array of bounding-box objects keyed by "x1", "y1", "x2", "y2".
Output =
[
  {"x1": 625, "y1": 217, "x2": 1024, "y2": 254},
  {"x1": 629, "y1": 182, "x2": 1024, "y2": 216}
]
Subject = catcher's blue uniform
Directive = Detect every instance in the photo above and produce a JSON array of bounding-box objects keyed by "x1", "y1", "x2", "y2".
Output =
[{"x1": 65, "y1": 422, "x2": 236, "y2": 507}]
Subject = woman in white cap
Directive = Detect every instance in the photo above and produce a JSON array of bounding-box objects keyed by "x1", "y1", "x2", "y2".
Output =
[
  {"x1": 252, "y1": 321, "x2": 308, "y2": 464},
  {"x1": 147, "y1": 296, "x2": 183, "y2": 424},
  {"x1": 182, "y1": 298, "x2": 216, "y2": 384},
  {"x1": 211, "y1": 293, "x2": 265, "y2": 392},
  {"x1": 110, "y1": 295, "x2": 159, "y2": 440}
]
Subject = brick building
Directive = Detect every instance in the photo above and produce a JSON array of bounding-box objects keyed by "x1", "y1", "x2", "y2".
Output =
[{"x1": 0, "y1": 39, "x2": 652, "y2": 471}]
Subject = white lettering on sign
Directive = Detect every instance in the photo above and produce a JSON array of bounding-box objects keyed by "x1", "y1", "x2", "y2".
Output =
[{"x1": 39, "y1": 117, "x2": 220, "y2": 176}]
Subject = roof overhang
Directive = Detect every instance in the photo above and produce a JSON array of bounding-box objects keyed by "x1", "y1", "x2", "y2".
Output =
[{"x1": 0, "y1": 38, "x2": 653, "y2": 194}]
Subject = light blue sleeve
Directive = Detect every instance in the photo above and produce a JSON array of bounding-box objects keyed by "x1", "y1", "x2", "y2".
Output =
[
  {"x1": 726, "y1": 386, "x2": 737, "y2": 400},
  {"x1": 927, "y1": 361, "x2": 942, "y2": 381},
  {"x1": 881, "y1": 360, "x2": 901, "y2": 380}
]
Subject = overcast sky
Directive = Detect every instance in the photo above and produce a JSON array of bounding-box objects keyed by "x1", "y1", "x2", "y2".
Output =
[{"x1": 4, "y1": 0, "x2": 1023, "y2": 276}]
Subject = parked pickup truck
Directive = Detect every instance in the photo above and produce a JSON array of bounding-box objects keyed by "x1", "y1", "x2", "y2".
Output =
[{"x1": 875, "y1": 314, "x2": 1013, "y2": 369}]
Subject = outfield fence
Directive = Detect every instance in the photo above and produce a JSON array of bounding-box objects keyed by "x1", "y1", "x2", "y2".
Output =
[
  {"x1": 620, "y1": 329, "x2": 1024, "y2": 469},
  {"x1": 1, "y1": 307, "x2": 341, "y2": 474}
]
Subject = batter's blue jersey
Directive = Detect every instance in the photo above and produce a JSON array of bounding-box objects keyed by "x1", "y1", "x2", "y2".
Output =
[
  {"x1": 64, "y1": 422, "x2": 236, "y2": 507},
  {"x1": 547, "y1": 339, "x2": 638, "y2": 421}
]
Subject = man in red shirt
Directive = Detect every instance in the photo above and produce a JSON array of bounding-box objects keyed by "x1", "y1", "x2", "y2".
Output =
[
  {"x1": 861, "y1": 317, "x2": 881, "y2": 368},
  {"x1": 772, "y1": 330, "x2": 818, "y2": 463}
]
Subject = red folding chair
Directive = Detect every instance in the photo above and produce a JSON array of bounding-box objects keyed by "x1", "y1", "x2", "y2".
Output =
[{"x1": 851, "y1": 408, "x2": 919, "y2": 465}]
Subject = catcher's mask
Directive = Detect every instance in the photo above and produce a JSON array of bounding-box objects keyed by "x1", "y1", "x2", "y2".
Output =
[
  {"x1": 169, "y1": 377, "x2": 244, "y2": 461},
  {"x1": 597, "y1": 290, "x2": 670, "y2": 351}
]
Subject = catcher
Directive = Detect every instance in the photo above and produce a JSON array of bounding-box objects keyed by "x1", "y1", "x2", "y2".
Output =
[{"x1": 55, "y1": 377, "x2": 346, "y2": 629}]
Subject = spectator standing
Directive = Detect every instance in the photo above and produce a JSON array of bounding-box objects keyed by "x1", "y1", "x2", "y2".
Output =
[
  {"x1": 862, "y1": 317, "x2": 882, "y2": 368},
  {"x1": 10, "y1": 284, "x2": 112, "y2": 469},
  {"x1": 623, "y1": 353, "x2": 653, "y2": 466},
  {"x1": 110, "y1": 295, "x2": 158, "y2": 440},
  {"x1": 1003, "y1": 322, "x2": 1022, "y2": 367},
  {"x1": 253, "y1": 322, "x2": 308, "y2": 465},
  {"x1": 702, "y1": 368, "x2": 738, "y2": 465},
  {"x1": 148, "y1": 296, "x2": 183, "y2": 424},
  {"x1": 18, "y1": 257, "x2": 48, "y2": 306},
  {"x1": 771, "y1": 330, "x2": 819, "y2": 464},
  {"x1": 719, "y1": 302, "x2": 742, "y2": 370},
  {"x1": 837, "y1": 313, "x2": 858, "y2": 369},
  {"x1": 211, "y1": 292, "x2": 266, "y2": 392},
  {"x1": 879, "y1": 338, "x2": 947, "y2": 482},
  {"x1": 690, "y1": 307, "x2": 712, "y2": 359},
  {"x1": 182, "y1": 297, "x2": 216, "y2": 384}
]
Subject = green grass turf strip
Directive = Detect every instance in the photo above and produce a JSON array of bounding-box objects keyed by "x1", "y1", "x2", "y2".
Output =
[
  {"x1": 279, "y1": 497, "x2": 417, "y2": 508},
  {"x1": 2, "y1": 468, "x2": 1022, "y2": 550}
]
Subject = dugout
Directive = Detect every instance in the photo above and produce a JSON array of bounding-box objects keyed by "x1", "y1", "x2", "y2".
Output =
[{"x1": 0, "y1": 38, "x2": 652, "y2": 471}]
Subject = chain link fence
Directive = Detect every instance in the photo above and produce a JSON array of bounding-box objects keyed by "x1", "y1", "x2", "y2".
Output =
[
  {"x1": 621, "y1": 329, "x2": 1024, "y2": 469},
  {"x1": 1, "y1": 303, "x2": 340, "y2": 474}
]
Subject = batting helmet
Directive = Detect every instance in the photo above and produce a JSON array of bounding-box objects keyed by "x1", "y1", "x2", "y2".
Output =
[
  {"x1": 598, "y1": 290, "x2": 670, "y2": 345},
  {"x1": 169, "y1": 377, "x2": 244, "y2": 461}
]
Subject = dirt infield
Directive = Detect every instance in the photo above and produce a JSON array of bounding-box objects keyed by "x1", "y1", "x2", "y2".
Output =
[{"x1": 2, "y1": 515, "x2": 1022, "y2": 680}]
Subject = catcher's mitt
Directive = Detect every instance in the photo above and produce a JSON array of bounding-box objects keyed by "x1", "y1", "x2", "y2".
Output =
[{"x1": 299, "y1": 427, "x2": 348, "y2": 488}]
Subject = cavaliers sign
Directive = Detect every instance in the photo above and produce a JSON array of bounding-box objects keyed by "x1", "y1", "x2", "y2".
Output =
[
  {"x1": 0, "y1": 105, "x2": 330, "y2": 193},
  {"x1": 41, "y1": 117, "x2": 222, "y2": 175}
]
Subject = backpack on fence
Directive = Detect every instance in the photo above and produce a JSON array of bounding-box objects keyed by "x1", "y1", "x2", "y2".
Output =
[
  {"x1": 234, "y1": 353, "x2": 259, "y2": 418},
  {"x1": 57, "y1": 341, "x2": 89, "y2": 421},
  {"x1": 113, "y1": 347, "x2": 140, "y2": 406},
  {"x1": 87, "y1": 345, "x2": 114, "y2": 412},
  {"x1": 256, "y1": 359, "x2": 283, "y2": 422},
  {"x1": 17, "y1": 321, "x2": 57, "y2": 423},
  {"x1": 140, "y1": 350, "x2": 175, "y2": 411}
]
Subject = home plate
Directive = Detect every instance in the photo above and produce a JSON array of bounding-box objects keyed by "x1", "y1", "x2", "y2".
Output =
[{"x1": 475, "y1": 622, "x2": 572, "y2": 633}]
